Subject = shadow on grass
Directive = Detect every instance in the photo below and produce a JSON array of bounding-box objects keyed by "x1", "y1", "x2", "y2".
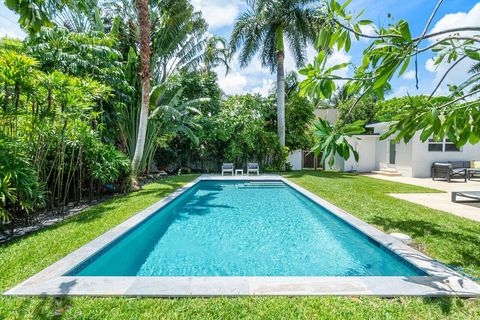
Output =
[
  {"x1": 11, "y1": 296, "x2": 73, "y2": 319},
  {"x1": 284, "y1": 171, "x2": 356, "y2": 179},
  {"x1": 422, "y1": 297, "x2": 462, "y2": 315},
  {"x1": 370, "y1": 215, "x2": 480, "y2": 268},
  {"x1": 0, "y1": 177, "x2": 194, "y2": 250}
]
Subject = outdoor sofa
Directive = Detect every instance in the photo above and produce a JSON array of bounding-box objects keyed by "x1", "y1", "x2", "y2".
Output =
[
  {"x1": 432, "y1": 161, "x2": 480, "y2": 182},
  {"x1": 432, "y1": 162, "x2": 468, "y2": 182}
]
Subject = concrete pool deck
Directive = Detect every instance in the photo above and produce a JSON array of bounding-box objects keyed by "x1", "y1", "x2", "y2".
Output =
[
  {"x1": 365, "y1": 173, "x2": 480, "y2": 222},
  {"x1": 5, "y1": 175, "x2": 480, "y2": 297}
]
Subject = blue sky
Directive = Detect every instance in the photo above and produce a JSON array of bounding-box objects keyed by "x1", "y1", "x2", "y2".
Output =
[{"x1": 1, "y1": 0, "x2": 479, "y2": 98}]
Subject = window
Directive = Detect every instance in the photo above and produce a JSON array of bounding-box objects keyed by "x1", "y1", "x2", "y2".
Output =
[
  {"x1": 428, "y1": 138, "x2": 460, "y2": 152},
  {"x1": 444, "y1": 139, "x2": 460, "y2": 151},
  {"x1": 428, "y1": 139, "x2": 443, "y2": 152}
]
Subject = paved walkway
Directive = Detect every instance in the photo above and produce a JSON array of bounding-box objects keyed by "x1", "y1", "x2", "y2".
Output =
[{"x1": 364, "y1": 173, "x2": 480, "y2": 222}]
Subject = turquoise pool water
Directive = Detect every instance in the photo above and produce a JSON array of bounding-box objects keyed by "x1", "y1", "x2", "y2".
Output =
[{"x1": 69, "y1": 180, "x2": 426, "y2": 277}]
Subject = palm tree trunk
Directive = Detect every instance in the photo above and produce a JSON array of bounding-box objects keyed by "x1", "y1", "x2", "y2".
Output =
[
  {"x1": 131, "y1": 0, "x2": 152, "y2": 175},
  {"x1": 276, "y1": 50, "x2": 286, "y2": 147}
]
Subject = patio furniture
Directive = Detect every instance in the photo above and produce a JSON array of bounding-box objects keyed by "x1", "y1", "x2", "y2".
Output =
[
  {"x1": 451, "y1": 191, "x2": 480, "y2": 203},
  {"x1": 431, "y1": 161, "x2": 468, "y2": 182},
  {"x1": 467, "y1": 168, "x2": 480, "y2": 180},
  {"x1": 247, "y1": 162, "x2": 259, "y2": 176},
  {"x1": 222, "y1": 163, "x2": 234, "y2": 176},
  {"x1": 235, "y1": 169, "x2": 244, "y2": 176}
]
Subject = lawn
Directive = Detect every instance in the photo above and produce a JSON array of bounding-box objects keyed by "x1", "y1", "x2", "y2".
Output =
[{"x1": 1, "y1": 172, "x2": 479, "y2": 319}]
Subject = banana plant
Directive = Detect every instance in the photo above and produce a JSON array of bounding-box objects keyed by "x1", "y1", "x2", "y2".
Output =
[{"x1": 136, "y1": 82, "x2": 208, "y2": 173}]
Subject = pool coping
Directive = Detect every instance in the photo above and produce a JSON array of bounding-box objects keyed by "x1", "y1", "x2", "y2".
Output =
[{"x1": 4, "y1": 175, "x2": 480, "y2": 297}]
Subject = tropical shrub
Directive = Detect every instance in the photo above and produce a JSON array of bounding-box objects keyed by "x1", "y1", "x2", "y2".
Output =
[
  {"x1": 0, "y1": 138, "x2": 46, "y2": 222},
  {"x1": 0, "y1": 48, "x2": 130, "y2": 224},
  {"x1": 210, "y1": 94, "x2": 289, "y2": 171}
]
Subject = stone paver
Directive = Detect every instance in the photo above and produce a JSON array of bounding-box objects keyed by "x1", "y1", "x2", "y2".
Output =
[{"x1": 365, "y1": 173, "x2": 480, "y2": 222}]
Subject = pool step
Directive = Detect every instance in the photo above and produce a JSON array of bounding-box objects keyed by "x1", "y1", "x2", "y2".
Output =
[{"x1": 237, "y1": 181, "x2": 285, "y2": 189}]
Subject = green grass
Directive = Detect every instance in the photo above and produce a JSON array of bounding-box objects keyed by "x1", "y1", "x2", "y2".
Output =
[{"x1": 0, "y1": 172, "x2": 479, "y2": 319}]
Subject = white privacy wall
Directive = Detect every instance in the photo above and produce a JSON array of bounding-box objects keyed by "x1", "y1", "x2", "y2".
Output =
[
  {"x1": 343, "y1": 135, "x2": 377, "y2": 172},
  {"x1": 287, "y1": 150, "x2": 303, "y2": 170}
]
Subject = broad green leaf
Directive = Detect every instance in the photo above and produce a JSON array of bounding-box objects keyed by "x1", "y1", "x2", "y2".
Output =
[
  {"x1": 399, "y1": 21, "x2": 412, "y2": 41},
  {"x1": 465, "y1": 49, "x2": 480, "y2": 61},
  {"x1": 398, "y1": 56, "x2": 411, "y2": 77},
  {"x1": 358, "y1": 20, "x2": 373, "y2": 25},
  {"x1": 345, "y1": 33, "x2": 351, "y2": 52}
]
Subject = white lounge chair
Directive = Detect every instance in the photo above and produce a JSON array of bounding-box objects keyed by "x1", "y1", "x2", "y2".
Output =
[
  {"x1": 247, "y1": 162, "x2": 259, "y2": 176},
  {"x1": 222, "y1": 163, "x2": 234, "y2": 176}
]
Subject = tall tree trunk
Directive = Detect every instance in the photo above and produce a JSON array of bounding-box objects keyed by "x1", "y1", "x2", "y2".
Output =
[
  {"x1": 131, "y1": 0, "x2": 152, "y2": 175},
  {"x1": 276, "y1": 27, "x2": 286, "y2": 147},
  {"x1": 276, "y1": 50, "x2": 286, "y2": 147}
]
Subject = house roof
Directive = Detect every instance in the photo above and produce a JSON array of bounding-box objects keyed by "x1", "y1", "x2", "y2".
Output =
[{"x1": 365, "y1": 121, "x2": 391, "y2": 128}]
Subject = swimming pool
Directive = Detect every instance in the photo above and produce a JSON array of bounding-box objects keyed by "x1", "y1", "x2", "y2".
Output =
[
  {"x1": 68, "y1": 180, "x2": 425, "y2": 277},
  {"x1": 6, "y1": 176, "x2": 480, "y2": 296}
]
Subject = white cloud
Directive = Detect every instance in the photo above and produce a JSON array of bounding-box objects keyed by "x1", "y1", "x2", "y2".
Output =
[
  {"x1": 402, "y1": 70, "x2": 416, "y2": 80},
  {"x1": 219, "y1": 46, "x2": 352, "y2": 96},
  {"x1": 251, "y1": 79, "x2": 275, "y2": 96},
  {"x1": 391, "y1": 85, "x2": 411, "y2": 98},
  {"x1": 217, "y1": 71, "x2": 248, "y2": 95},
  {"x1": 325, "y1": 50, "x2": 351, "y2": 68},
  {"x1": 424, "y1": 3, "x2": 480, "y2": 96},
  {"x1": 191, "y1": 0, "x2": 240, "y2": 30},
  {"x1": 324, "y1": 50, "x2": 352, "y2": 87},
  {"x1": 428, "y1": 3, "x2": 480, "y2": 41},
  {"x1": 0, "y1": 24, "x2": 25, "y2": 39},
  {"x1": 284, "y1": 44, "x2": 317, "y2": 73},
  {"x1": 359, "y1": 24, "x2": 377, "y2": 42}
]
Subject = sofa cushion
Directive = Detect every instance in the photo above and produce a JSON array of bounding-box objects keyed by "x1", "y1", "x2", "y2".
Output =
[
  {"x1": 450, "y1": 161, "x2": 469, "y2": 169},
  {"x1": 222, "y1": 163, "x2": 233, "y2": 169},
  {"x1": 434, "y1": 162, "x2": 451, "y2": 166},
  {"x1": 451, "y1": 168, "x2": 466, "y2": 175},
  {"x1": 471, "y1": 161, "x2": 480, "y2": 169}
]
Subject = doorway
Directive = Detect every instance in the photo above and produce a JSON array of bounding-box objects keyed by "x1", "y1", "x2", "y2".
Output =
[{"x1": 389, "y1": 141, "x2": 396, "y2": 165}]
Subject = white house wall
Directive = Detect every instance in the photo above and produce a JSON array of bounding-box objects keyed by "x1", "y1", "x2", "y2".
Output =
[
  {"x1": 376, "y1": 137, "x2": 389, "y2": 170},
  {"x1": 411, "y1": 132, "x2": 480, "y2": 177},
  {"x1": 314, "y1": 109, "x2": 338, "y2": 124},
  {"x1": 391, "y1": 140, "x2": 414, "y2": 177}
]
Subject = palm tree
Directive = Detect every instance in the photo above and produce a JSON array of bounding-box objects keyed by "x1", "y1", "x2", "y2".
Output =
[
  {"x1": 131, "y1": 0, "x2": 152, "y2": 175},
  {"x1": 230, "y1": 0, "x2": 319, "y2": 147}
]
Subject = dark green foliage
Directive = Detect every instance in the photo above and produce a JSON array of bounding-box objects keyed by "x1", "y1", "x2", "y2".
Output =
[
  {"x1": 285, "y1": 94, "x2": 316, "y2": 150},
  {"x1": 214, "y1": 94, "x2": 287, "y2": 170},
  {"x1": 155, "y1": 71, "x2": 315, "y2": 172},
  {"x1": 0, "y1": 49, "x2": 130, "y2": 224},
  {"x1": 0, "y1": 138, "x2": 45, "y2": 222},
  {"x1": 337, "y1": 96, "x2": 377, "y2": 124}
]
